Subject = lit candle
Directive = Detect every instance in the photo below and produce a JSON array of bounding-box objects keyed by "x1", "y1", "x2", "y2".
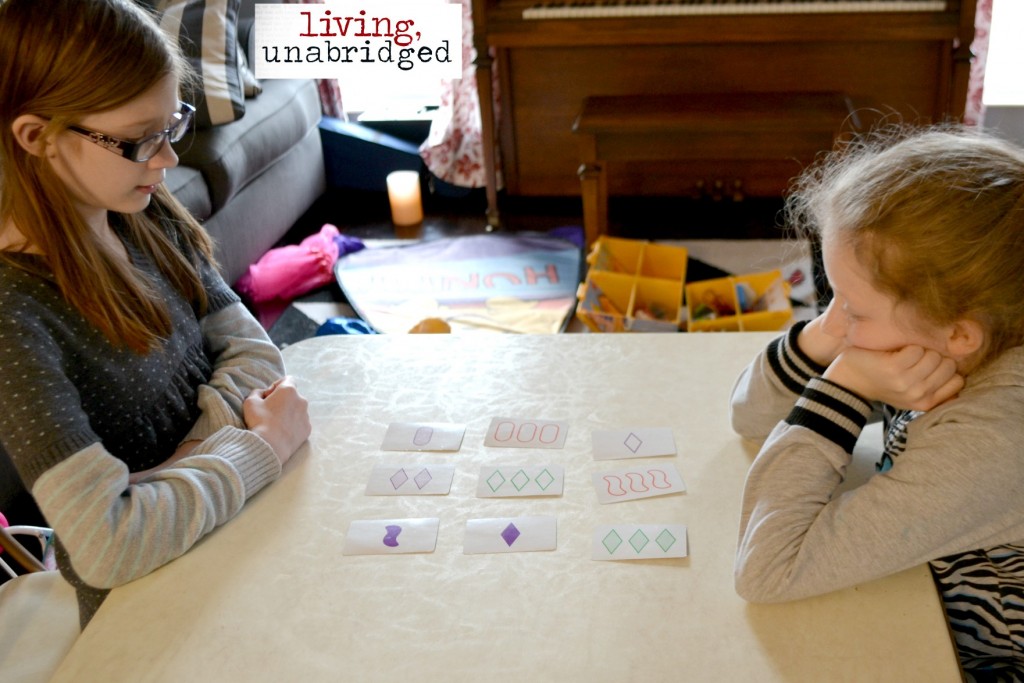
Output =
[{"x1": 386, "y1": 171, "x2": 423, "y2": 226}]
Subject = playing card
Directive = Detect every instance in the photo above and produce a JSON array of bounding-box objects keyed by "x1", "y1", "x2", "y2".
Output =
[
  {"x1": 592, "y1": 524, "x2": 688, "y2": 561},
  {"x1": 592, "y1": 427, "x2": 676, "y2": 460},
  {"x1": 483, "y1": 417, "x2": 568, "y2": 449},
  {"x1": 366, "y1": 465, "x2": 455, "y2": 495},
  {"x1": 463, "y1": 516, "x2": 557, "y2": 554},
  {"x1": 342, "y1": 518, "x2": 440, "y2": 555},
  {"x1": 476, "y1": 465, "x2": 564, "y2": 498},
  {"x1": 592, "y1": 464, "x2": 686, "y2": 504},
  {"x1": 381, "y1": 422, "x2": 466, "y2": 451}
]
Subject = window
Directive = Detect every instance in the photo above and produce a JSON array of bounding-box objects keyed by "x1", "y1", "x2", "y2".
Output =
[{"x1": 336, "y1": 73, "x2": 442, "y2": 121}]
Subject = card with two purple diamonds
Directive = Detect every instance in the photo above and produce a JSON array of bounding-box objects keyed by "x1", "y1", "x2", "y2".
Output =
[
  {"x1": 342, "y1": 518, "x2": 440, "y2": 555},
  {"x1": 365, "y1": 465, "x2": 455, "y2": 496},
  {"x1": 463, "y1": 516, "x2": 557, "y2": 554}
]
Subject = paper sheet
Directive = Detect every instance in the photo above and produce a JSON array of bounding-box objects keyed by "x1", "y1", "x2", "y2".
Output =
[
  {"x1": 342, "y1": 518, "x2": 440, "y2": 555},
  {"x1": 592, "y1": 464, "x2": 686, "y2": 504},
  {"x1": 381, "y1": 422, "x2": 466, "y2": 451},
  {"x1": 476, "y1": 465, "x2": 564, "y2": 498},
  {"x1": 366, "y1": 465, "x2": 455, "y2": 496},
  {"x1": 483, "y1": 418, "x2": 568, "y2": 449},
  {"x1": 463, "y1": 516, "x2": 557, "y2": 554},
  {"x1": 592, "y1": 524, "x2": 688, "y2": 561},
  {"x1": 592, "y1": 427, "x2": 676, "y2": 460}
]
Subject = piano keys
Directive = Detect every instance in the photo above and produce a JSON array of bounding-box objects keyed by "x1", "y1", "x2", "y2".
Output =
[{"x1": 522, "y1": 1, "x2": 948, "y2": 20}]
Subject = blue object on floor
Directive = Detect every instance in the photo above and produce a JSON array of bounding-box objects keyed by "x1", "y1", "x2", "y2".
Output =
[
  {"x1": 548, "y1": 225, "x2": 585, "y2": 249},
  {"x1": 316, "y1": 317, "x2": 377, "y2": 336}
]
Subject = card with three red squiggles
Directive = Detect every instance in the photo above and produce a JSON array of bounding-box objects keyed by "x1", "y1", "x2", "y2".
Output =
[{"x1": 591, "y1": 464, "x2": 686, "y2": 505}]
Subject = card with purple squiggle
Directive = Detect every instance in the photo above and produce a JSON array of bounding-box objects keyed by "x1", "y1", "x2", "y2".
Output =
[{"x1": 342, "y1": 518, "x2": 440, "y2": 555}]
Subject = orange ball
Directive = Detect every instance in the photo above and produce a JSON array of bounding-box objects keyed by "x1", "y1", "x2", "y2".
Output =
[{"x1": 408, "y1": 317, "x2": 451, "y2": 334}]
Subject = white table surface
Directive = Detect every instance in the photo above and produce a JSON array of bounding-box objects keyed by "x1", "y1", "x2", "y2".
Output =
[{"x1": 51, "y1": 333, "x2": 961, "y2": 682}]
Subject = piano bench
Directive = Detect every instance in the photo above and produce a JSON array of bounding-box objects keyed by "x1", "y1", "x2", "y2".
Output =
[{"x1": 572, "y1": 92, "x2": 856, "y2": 246}]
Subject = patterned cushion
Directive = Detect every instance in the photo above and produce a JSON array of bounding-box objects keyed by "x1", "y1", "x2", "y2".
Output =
[{"x1": 147, "y1": 0, "x2": 246, "y2": 128}]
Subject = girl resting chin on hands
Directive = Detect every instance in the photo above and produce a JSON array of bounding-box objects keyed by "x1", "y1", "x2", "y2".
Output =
[{"x1": 730, "y1": 123, "x2": 1024, "y2": 680}]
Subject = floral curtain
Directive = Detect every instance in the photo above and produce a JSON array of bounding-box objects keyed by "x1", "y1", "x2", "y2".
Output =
[
  {"x1": 965, "y1": 0, "x2": 993, "y2": 126},
  {"x1": 418, "y1": 0, "x2": 500, "y2": 189},
  {"x1": 284, "y1": 0, "x2": 493, "y2": 185}
]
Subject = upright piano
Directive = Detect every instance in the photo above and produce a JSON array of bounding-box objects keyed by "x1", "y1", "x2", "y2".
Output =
[{"x1": 469, "y1": 0, "x2": 977, "y2": 222}]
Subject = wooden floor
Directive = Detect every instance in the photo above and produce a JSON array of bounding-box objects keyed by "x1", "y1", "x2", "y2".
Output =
[{"x1": 285, "y1": 186, "x2": 790, "y2": 246}]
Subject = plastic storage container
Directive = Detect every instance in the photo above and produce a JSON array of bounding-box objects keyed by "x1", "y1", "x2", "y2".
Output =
[
  {"x1": 686, "y1": 270, "x2": 792, "y2": 332},
  {"x1": 576, "y1": 237, "x2": 687, "y2": 332}
]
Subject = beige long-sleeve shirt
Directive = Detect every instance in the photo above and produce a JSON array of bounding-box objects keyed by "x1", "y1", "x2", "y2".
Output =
[{"x1": 730, "y1": 322, "x2": 1024, "y2": 604}]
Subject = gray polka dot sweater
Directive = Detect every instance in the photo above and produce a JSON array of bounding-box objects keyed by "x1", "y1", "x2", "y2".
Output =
[{"x1": 1, "y1": 229, "x2": 286, "y2": 626}]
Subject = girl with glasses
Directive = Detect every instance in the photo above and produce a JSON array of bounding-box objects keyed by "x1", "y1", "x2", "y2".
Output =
[
  {"x1": 0, "y1": 0, "x2": 311, "y2": 627},
  {"x1": 731, "y1": 124, "x2": 1024, "y2": 680}
]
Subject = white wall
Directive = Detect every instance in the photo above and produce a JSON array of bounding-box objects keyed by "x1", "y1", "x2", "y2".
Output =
[{"x1": 981, "y1": 0, "x2": 1024, "y2": 144}]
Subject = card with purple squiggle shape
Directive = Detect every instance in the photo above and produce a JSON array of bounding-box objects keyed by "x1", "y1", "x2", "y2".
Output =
[{"x1": 342, "y1": 518, "x2": 440, "y2": 555}]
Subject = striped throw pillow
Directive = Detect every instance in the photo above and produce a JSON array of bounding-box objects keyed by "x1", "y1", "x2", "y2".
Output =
[{"x1": 150, "y1": 0, "x2": 246, "y2": 128}]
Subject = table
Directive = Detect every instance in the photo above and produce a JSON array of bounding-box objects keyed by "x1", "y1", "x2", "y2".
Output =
[{"x1": 51, "y1": 333, "x2": 961, "y2": 682}]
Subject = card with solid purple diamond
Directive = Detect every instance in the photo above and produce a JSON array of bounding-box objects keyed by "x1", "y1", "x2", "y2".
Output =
[{"x1": 463, "y1": 516, "x2": 557, "y2": 554}]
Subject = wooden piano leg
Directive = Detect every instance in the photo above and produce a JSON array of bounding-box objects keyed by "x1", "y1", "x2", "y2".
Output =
[
  {"x1": 578, "y1": 161, "x2": 607, "y2": 247},
  {"x1": 473, "y1": 45, "x2": 501, "y2": 230}
]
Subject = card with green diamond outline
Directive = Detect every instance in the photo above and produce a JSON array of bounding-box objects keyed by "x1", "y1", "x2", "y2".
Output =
[
  {"x1": 592, "y1": 524, "x2": 688, "y2": 561},
  {"x1": 476, "y1": 465, "x2": 564, "y2": 498}
]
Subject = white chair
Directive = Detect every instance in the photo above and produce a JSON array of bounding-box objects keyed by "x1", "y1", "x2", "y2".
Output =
[{"x1": 0, "y1": 524, "x2": 81, "y2": 683}]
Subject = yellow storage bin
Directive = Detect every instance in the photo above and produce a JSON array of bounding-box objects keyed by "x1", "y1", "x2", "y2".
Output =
[
  {"x1": 587, "y1": 236, "x2": 644, "y2": 274},
  {"x1": 576, "y1": 271, "x2": 634, "y2": 332},
  {"x1": 638, "y1": 242, "x2": 688, "y2": 281},
  {"x1": 576, "y1": 237, "x2": 688, "y2": 333},
  {"x1": 631, "y1": 277, "x2": 685, "y2": 332},
  {"x1": 686, "y1": 270, "x2": 792, "y2": 332}
]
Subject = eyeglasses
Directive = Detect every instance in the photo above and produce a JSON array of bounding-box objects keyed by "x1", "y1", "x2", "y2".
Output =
[{"x1": 65, "y1": 102, "x2": 195, "y2": 163}]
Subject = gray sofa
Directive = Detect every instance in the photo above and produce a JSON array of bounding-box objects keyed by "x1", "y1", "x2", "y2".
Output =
[{"x1": 164, "y1": 0, "x2": 326, "y2": 286}]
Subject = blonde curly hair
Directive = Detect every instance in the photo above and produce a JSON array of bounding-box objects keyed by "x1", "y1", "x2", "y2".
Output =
[{"x1": 786, "y1": 123, "x2": 1024, "y2": 364}]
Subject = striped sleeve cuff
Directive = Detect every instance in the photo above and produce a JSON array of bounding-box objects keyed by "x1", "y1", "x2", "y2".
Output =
[
  {"x1": 200, "y1": 426, "x2": 282, "y2": 499},
  {"x1": 785, "y1": 377, "x2": 873, "y2": 453},
  {"x1": 766, "y1": 320, "x2": 830, "y2": 395}
]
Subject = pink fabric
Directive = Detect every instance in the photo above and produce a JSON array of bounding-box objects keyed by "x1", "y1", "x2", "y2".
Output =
[
  {"x1": 419, "y1": 0, "x2": 502, "y2": 189},
  {"x1": 965, "y1": 0, "x2": 992, "y2": 126},
  {"x1": 236, "y1": 224, "x2": 342, "y2": 328}
]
